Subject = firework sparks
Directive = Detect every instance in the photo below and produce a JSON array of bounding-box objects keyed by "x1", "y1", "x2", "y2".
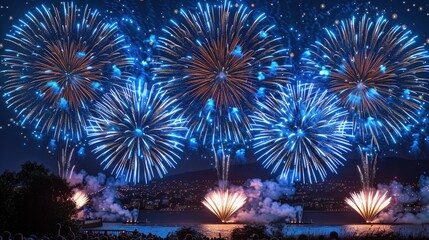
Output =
[
  {"x1": 2, "y1": 2, "x2": 131, "y2": 142},
  {"x1": 87, "y1": 81, "x2": 186, "y2": 184},
  {"x1": 306, "y1": 15, "x2": 429, "y2": 146},
  {"x1": 57, "y1": 141, "x2": 76, "y2": 181},
  {"x1": 357, "y1": 145, "x2": 378, "y2": 190},
  {"x1": 251, "y1": 83, "x2": 351, "y2": 183},
  {"x1": 72, "y1": 191, "x2": 89, "y2": 209},
  {"x1": 156, "y1": 1, "x2": 287, "y2": 145},
  {"x1": 202, "y1": 189, "x2": 247, "y2": 223},
  {"x1": 213, "y1": 145, "x2": 231, "y2": 185},
  {"x1": 345, "y1": 189, "x2": 391, "y2": 223}
]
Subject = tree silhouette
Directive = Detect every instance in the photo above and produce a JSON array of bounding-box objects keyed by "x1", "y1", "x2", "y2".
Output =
[{"x1": 0, "y1": 162, "x2": 77, "y2": 236}]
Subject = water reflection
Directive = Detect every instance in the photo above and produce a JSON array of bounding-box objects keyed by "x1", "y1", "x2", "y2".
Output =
[{"x1": 91, "y1": 223, "x2": 429, "y2": 238}]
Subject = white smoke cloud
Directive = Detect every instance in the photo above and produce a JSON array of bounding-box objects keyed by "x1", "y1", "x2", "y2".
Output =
[
  {"x1": 69, "y1": 170, "x2": 132, "y2": 221},
  {"x1": 230, "y1": 177, "x2": 302, "y2": 223},
  {"x1": 375, "y1": 176, "x2": 429, "y2": 224}
]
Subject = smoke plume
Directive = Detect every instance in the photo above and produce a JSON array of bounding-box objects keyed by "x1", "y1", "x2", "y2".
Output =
[
  {"x1": 69, "y1": 170, "x2": 133, "y2": 221},
  {"x1": 375, "y1": 175, "x2": 429, "y2": 224},
  {"x1": 231, "y1": 177, "x2": 302, "y2": 223}
]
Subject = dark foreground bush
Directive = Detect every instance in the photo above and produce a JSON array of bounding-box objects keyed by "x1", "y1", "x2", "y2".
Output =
[
  {"x1": 174, "y1": 227, "x2": 205, "y2": 239},
  {"x1": 0, "y1": 162, "x2": 77, "y2": 236},
  {"x1": 231, "y1": 224, "x2": 271, "y2": 240}
]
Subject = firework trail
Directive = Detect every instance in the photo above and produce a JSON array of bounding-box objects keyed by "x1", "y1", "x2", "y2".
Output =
[
  {"x1": 56, "y1": 141, "x2": 88, "y2": 209},
  {"x1": 57, "y1": 140, "x2": 76, "y2": 181},
  {"x1": 156, "y1": 1, "x2": 287, "y2": 146},
  {"x1": 251, "y1": 83, "x2": 351, "y2": 183},
  {"x1": 2, "y1": 2, "x2": 132, "y2": 142},
  {"x1": 306, "y1": 15, "x2": 429, "y2": 147},
  {"x1": 213, "y1": 145, "x2": 230, "y2": 187},
  {"x1": 87, "y1": 80, "x2": 186, "y2": 184},
  {"x1": 357, "y1": 145, "x2": 378, "y2": 190}
]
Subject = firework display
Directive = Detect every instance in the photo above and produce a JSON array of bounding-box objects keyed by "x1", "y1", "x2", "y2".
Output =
[
  {"x1": 345, "y1": 189, "x2": 391, "y2": 223},
  {"x1": 156, "y1": 1, "x2": 287, "y2": 145},
  {"x1": 306, "y1": 15, "x2": 429, "y2": 147},
  {"x1": 2, "y1": 0, "x2": 429, "y2": 229},
  {"x1": 2, "y1": 2, "x2": 131, "y2": 142},
  {"x1": 202, "y1": 188, "x2": 247, "y2": 223},
  {"x1": 87, "y1": 81, "x2": 186, "y2": 184},
  {"x1": 251, "y1": 83, "x2": 352, "y2": 183}
]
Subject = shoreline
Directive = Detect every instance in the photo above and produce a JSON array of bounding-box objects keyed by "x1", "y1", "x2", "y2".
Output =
[{"x1": 83, "y1": 222, "x2": 429, "y2": 238}]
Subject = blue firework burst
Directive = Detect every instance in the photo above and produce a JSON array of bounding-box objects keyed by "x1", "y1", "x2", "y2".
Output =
[
  {"x1": 305, "y1": 15, "x2": 429, "y2": 147},
  {"x1": 156, "y1": 1, "x2": 287, "y2": 146},
  {"x1": 1, "y1": 2, "x2": 131, "y2": 142},
  {"x1": 251, "y1": 83, "x2": 352, "y2": 183},
  {"x1": 87, "y1": 81, "x2": 186, "y2": 184}
]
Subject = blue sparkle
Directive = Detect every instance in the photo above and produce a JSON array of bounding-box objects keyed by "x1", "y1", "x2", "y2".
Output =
[
  {"x1": 256, "y1": 87, "x2": 266, "y2": 98},
  {"x1": 92, "y1": 81, "x2": 101, "y2": 90},
  {"x1": 231, "y1": 45, "x2": 243, "y2": 57},
  {"x1": 257, "y1": 72, "x2": 265, "y2": 81},
  {"x1": 112, "y1": 65, "x2": 122, "y2": 77},
  {"x1": 48, "y1": 139, "x2": 56, "y2": 151},
  {"x1": 77, "y1": 52, "x2": 86, "y2": 58},
  {"x1": 134, "y1": 128, "x2": 144, "y2": 137},
  {"x1": 78, "y1": 147, "x2": 85, "y2": 157},
  {"x1": 269, "y1": 61, "x2": 279, "y2": 75},
  {"x1": 58, "y1": 98, "x2": 68, "y2": 109},
  {"x1": 319, "y1": 66, "x2": 330, "y2": 76},
  {"x1": 302, "y1": 50, "x2": 311, "y2": 57},
  {"x1": 46, "y1": 81, "x2": 60, "y2": 94},
  {"x1": 235, "y1": 148, "x2": 246, "y2": 162},
  {"x1": 205, "y1": 98, "x2": 215, "y2": 112},
  {"x1": 189, "y1": 138, "x2": 198, "y2": 151}
]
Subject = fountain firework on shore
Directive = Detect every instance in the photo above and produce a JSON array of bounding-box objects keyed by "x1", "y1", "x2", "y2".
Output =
[
  {"x1": 345, "y1": 148, "x2": 391, "y2": 223},
  {"x1": 345, "y1": 189, "x2": 391, "y2": 223},
  {"x1": 202, "y1": 189, "x2": 247, "y2": 223},
  {"x1": 72, "y1": 191, "x2": 89, "y2": 209},
  {"x1": 56, "y1": 143, "x2": 134, "y2": 221},
  {"x1": 201, "y1": 146, "x2": 247, "y2": 223}
]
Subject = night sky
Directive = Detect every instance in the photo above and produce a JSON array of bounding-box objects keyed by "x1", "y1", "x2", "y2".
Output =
[{"x1": 1, "y1": 0, "x2": 429, "y2": 181}]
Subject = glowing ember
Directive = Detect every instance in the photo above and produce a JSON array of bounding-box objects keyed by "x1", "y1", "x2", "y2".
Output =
[
  {"x1": 72, "y1": 191, "x2": 89, "y2": 209},
  {"x1": 345, "y1": 189, "x2": 391, "y2": 223},
  {"x1": 202, "y1": 189, "x2": 246, "y2": 223}
]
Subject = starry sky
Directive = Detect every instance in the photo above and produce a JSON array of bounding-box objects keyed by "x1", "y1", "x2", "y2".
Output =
[{"x1": 0, "y1": 0, "x2": 429, "y2": 180}]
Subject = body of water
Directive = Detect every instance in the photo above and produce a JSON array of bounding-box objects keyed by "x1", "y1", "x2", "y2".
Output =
[
  {"x1": 135, "y1": 210, "x2": 364, "y2": 225},
  {"x1": 83, "y1": 211, "x2": 429, "y2": 238}
]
